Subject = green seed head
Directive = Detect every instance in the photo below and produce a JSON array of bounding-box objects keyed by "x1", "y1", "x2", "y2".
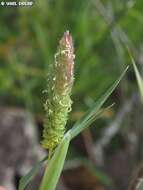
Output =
[{"x1": 41, "y1": 31, "x2": 75, "y2": 150}]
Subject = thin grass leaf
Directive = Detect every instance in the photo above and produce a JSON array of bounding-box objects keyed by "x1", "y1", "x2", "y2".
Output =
[
  {"x1": 133, "y1": 62, "x2": 143, "y2": 101},
  {"x1": 128, "y1": 50, "x2": 143, "y2": 102},
  {"x1": 39, "y1": 132, "x2": 71, "y2": 190},
  {"x1": 18, "y1": 155, "x2": 48, "y2": 190},
  {"x1": 69, "y1": 104, "x2": 114, "y2": 140},
  {"x1": 70, "y1": 67, "x2": 128, "y2": 139}
]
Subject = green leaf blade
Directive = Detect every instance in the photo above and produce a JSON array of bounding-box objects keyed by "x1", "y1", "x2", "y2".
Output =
[
  {"x1": 18, "y1": 68, "x2": 128, "y2": 190},
  {"x1": 18, "y1": 155, "x2": 48, "y2": 190},
  {"x1": 132, "y1": 59, "x2": 143, "y2": 102},
  {"x1": 39, "y1": 133, "x2": 71, "y2": 190},
  {"x1": 70, "y1": 67, "x2": 128, "y2": 139},
  {"x1": 127, "y1": 47, "x2": 143, "y2": 102}
]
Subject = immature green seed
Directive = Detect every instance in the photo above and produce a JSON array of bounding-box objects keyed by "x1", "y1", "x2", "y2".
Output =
[{"x1": 41, "y1": 31, "x2": 75, "y2": 151}]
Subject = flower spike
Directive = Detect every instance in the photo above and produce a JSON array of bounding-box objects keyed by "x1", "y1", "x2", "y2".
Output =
[{"x1": 41, "y1": 31, "x2": 75, "y2": 151}]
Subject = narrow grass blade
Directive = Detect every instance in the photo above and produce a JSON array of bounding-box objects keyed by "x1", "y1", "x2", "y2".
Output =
[
  {"x1": 70, "y1": 104, "x2": 114, "y2": 140},
  {"x1": 128, "y1": 51, "x2": 143, "y2": 102},
  {"x1": 39, "y1": 132, "x2": 70, "y2": 190},
  {"x1": 18, "y1": 155, "x2": 48, "y2": 190},
  {"x1": 70, "y1": 68, "x2": 128, "y2": 139}
]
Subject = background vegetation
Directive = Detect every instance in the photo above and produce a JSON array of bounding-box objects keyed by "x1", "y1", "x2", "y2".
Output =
[{"x1": 0, "y1": 0, "x2": 143, "y2": 190}]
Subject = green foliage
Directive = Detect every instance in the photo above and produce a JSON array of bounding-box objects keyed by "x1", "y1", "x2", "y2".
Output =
[
  {"x1": 70, "y1": 66, "x2": 128, "y2": 140},
  {"x1": 18, "y1": 67, "x2": 127, "y2": 190},
  {"x1": 129, "y1": 53, "x2": 143, "y2": 102},
  {"x1": 0, "y1": 1, "x2": 143, "y2": 189},
  {"x1": 1, "y1": 0, "x2": 139, "y2": 113},
  {"x1": 18, "y1": 155, "x2": 48, "y2": 190},
  {"x1": 40, "y1": 133, "x2": 70, "y2": 190}
]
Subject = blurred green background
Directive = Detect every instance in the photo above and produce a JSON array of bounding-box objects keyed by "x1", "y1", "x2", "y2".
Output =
[
  {"x1": 0, "y1": 0, "x2": 143, "y2": 189},
  {"x1": 1, "y1": 0, "x2": 142, "y2": 113}
]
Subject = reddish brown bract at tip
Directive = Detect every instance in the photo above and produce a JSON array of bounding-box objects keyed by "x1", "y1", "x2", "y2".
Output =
[
  {"x1": 60, "y1": 31, "x2": 74, "y2": 52},
  {"x1": 59, "y1": 31, "x2": 75, "y2": 82}
]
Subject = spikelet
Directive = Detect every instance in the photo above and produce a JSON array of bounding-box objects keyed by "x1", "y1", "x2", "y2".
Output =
[{"x1": 41, "y1": 31, "x2": 75, "y2": 151}]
